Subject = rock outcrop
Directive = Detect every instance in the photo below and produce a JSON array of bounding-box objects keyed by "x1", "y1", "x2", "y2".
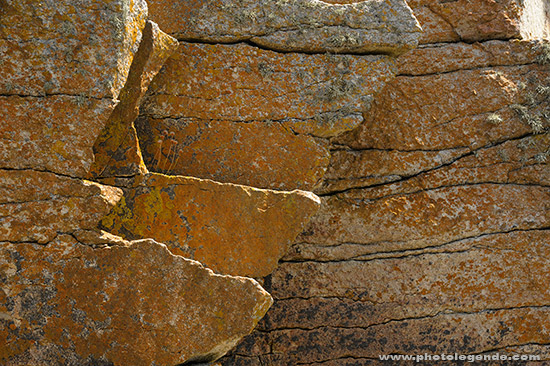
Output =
[
  {"x1": 138, "y1": 42, "x2": 397, "y2": 190},
  {"x1": 1, "y1": 0, "x2": 313, "y2": 364},
  {"x1": 219, "y1": 1, "x2": 550, "y2": 365}
]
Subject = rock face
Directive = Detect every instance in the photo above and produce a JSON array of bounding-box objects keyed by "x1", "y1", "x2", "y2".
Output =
[
  {"x1": 147, "y1": 0, "x2": 421, "y2": 55},
  {"x1": 219, "y1": 4, "x2": 550, "y2": 366},
  {"x1": 0, "y1": 0, "x2": 147, "y2": 178},
  {"x1": 100, "y1": 173, "x2": 320, "y2": 278},
  {"x1": 1, "y1": 0, "x2": 298, "y2": 364},
  {"x1": 0, "y1": 235, "x2": 272, "y2": 366},
  {"x1": 138, "y1": 42, "x2": 398, "y2": 190}
]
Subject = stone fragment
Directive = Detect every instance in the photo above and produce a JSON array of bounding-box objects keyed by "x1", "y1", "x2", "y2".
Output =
[
  {"x1": 336, "y1": 64, "x2": 549, "y2": 152},
  {"x1": 135, "y1": 118, "x2": 331, "y2": 191},
  {"x1": 139, "y1": 42, "x2": 396, "y2": 190},
  {"x1": 0, "y1": 0, "x2": 147, "y2": 99},
  {"x1": 147, "y1": 0, "x2": 421, "y2": 55},
  {"x1": 397, "y1": 39, "x2": 550, "y2": 76},
  {"x1": 100, "y1": 173, "x2": 321, "y2": 277},
  {"x1": 90, "y1": 21, "x2": 179, "y2": 178},
  {"x1": 300, "y1": 184, "x2": 549, "y2": 249},
  {"x1": 0, "y1": 235, "x2": 272, "y2": 365},
  {"x1": 0, "y1": 169, "x2": 122, "y2": 244}
]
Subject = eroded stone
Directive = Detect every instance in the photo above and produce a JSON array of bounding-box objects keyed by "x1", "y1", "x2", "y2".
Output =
[
  {"x1": 0, "y1": 0, "x2": 147, "y2": 99},
  {"x1": 0, "y1": 235, "x2": 272, "y2": 365},
  {"x1": 100, "y1": 173, "x2": 321, "y2": 277},
  {"x1": 139, "y1": 42, "x2": 396, "y2": 190},
  {"x1": 90, "y1": 20, "x2": 179, "y2": 178},
  {"x1": 0, "y1": 169, "x2": 122, "y2": 244},
  {"x1": 147, "y1": 0, "x2": 421, "y2": 55}
]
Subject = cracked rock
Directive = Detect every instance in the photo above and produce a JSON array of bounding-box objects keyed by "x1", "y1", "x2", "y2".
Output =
[
  {"x1": 147, "y1": 0, "x2": 421, "y2": 55},
  {"x1": 100, "y1": 173, "x2": 321, "y2": 277},
  {"x1": 0, "y1": 235, "x2": 272, "y2": 365}
]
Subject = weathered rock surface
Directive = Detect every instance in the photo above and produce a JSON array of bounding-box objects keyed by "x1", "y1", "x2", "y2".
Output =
[
  {"x1": 0, "y1": 235, "x2": 272, "y2": 365},
  {"x1": 100, "y1": 173, "x2": 320, "y2": 277},
  {"x1": 147, "y1": 0, "x2": 421, "y2": 55},
  {"x1": 139, "y1": 42, "x2": 397, "y2": 190},
  {"x1": 0, "y1": 169, "x2": 122, "y2": 244},
  {"x1": 0, "y1": 0, "x2": 147, "y2": 178},
  {"x1": 0, "y1": 0, "x2": 146, "y2": 99},
  {"x1": 221, "y1": 24, "x2": 550, "y2": 366},
  {"x1": 136, "y1": 118, "x2": 331, "y2": 191},
  {"x1": 90, "y1": 20, "x2": 179, "y2": 178},
  {"x1": 324, "y1": 0, "x2": 550, "y2": 45}
]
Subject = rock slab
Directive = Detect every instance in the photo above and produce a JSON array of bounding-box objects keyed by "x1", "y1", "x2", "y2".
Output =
[
  {"x1": 0, "y1": 236, "x2": 272, "y2": 366},
  {"x1": 100, "y1": 173, "x2": 321, "y2": 277}
]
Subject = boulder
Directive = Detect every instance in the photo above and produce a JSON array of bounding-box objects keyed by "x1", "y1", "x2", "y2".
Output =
[
  {"x1": 0, "y1": 169, "x2": 122, "y2": 244},
  {"x1": 0, "y1": 0, "x2": 148, "y2": 178}
]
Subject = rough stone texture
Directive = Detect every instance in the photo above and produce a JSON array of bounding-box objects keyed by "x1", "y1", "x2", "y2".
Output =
[
  {"x1": 147, "y1": 0, "x2": 421, "y2": 55},
  {"x1": 0, "y1": 169, "x2": 122, "y2": 244},
  {"x1": 0, "y1": 0, "x2": 147, "y2": 178},
  {"x1": 0, "y1": 235, "x2": 272, "y2": 366},
  {"x1": 0, "y1": 0, "x2": 146, "y2": 99},
  {"x1": 90, "y1": 20, "x2": 179, "y2": 178},
  {"x1": 221, "y1": 25, "x2": 550, "y2": 366},
  {"x1": 100, "y1": 173, "x2": 321, "y2": 277},
  {"x1": 324, "y1": 0, "x2": 550, "y2": 45},
  {"x1": 139, "y1": 42, "x2": 397, "y2": 190}
]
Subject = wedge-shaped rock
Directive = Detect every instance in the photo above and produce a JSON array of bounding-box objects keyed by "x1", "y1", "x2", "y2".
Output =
[
  {"x1": 0, "y1": 0, "x2": 148, "y2": 177},
  {"x1": 100, "y1": 173, "x2": 320, "y2": 277},
  {"x1": 139, "y1": 42, "x2": 396, "y2": 190},
  {"x1": 0, "y1": 170, "x2": 122, "y2": 244},
  {"x1": 90, "y1": 21, "x2": 179, "y2": 178},
  {"x1": 0, "y1": 235, "x2": 272, "y2": 365},
  {"x1": 0, "y1": 0, "x2": 146, "y2": 98},
  {"x1": 147, "y1": 0, "x2": 421, "y2": 55}
]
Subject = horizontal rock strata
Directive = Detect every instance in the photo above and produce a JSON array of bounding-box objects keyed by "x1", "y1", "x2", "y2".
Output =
[
  {"x1": 138, "y1": 42, "x2": 397, "y2": 190},
  {"x1": 100, "y1": 173, "x2": 320, "y2": 277},
  {"x1": 220, "y1": 22, "x2": 550, "y2": 366},
  {"x1": 147, "y1": 0, "x2": 421, "y2": 55}
]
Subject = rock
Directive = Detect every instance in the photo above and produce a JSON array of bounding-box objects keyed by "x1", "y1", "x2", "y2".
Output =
[
  {"x1": 90, "y1": 21, "x2": 179, "y2": 178},
  {"x1": 147, "y1": 0, "x2": 421, "y2": 55},
  {"x1": 0, "y1": 0, "x2": 146, "y2": 99},
  {"x1": 100, "y1": 173, "x2": 321, "y2": 277},
  {"x1": 225, "y1": 307, "x2": 550, "y2": 364},
  {"x1": 0, "y1": 169, "x2": 122, "y2": 244},
  {"x1": 0, "y1": 235, "x2": 273, "y2": 365},
  {"x1": 222, "y1": 39, "x2": 550, "y2": 365},
  {"x1": 139, "y1": 42, "x2": 397, "y2": 190},
  {"x1": 324, "y1": 0, "x2": 550, "y2": 44},
  {"x1": 336, "y1": 65, "x2": 549, "y2": 152},
  {"x1": 407, "y1": 0, "x2": 550, "y2": 44},
  {"x1": 0, "y1": 0, "x2": 148, "y2": 178},
  {"x1": 135, "y1": 117, "x2": 331, "y2": 191}
]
